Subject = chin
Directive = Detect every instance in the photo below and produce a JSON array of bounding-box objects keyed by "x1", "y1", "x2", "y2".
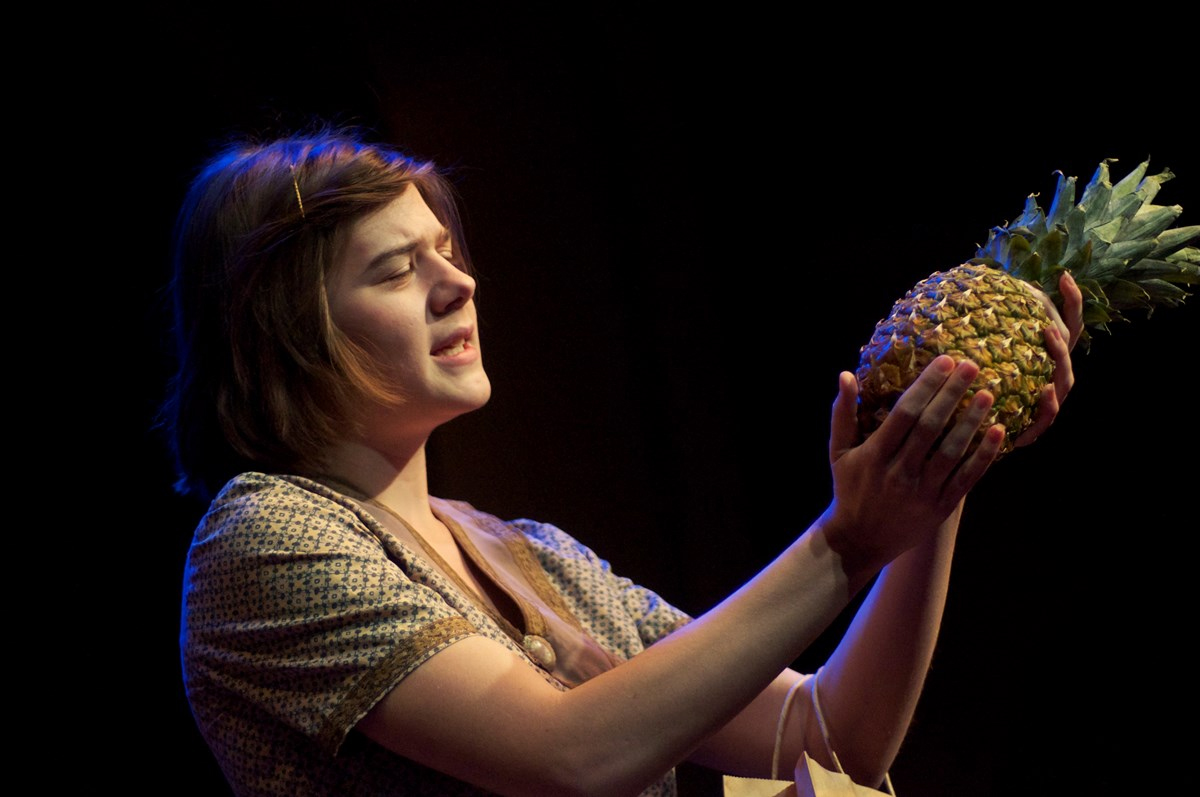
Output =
[
  {"x1": 468, "y1": 382, "x2": 493, "y2": 412},
  {"x1": 456, "y1": 375, "x2": 493, "y2": 414}
]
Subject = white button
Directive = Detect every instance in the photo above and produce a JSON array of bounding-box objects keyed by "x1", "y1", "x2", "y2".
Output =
[{"x1": 523, "y1": 634, "x2": 557, "y2": 669}]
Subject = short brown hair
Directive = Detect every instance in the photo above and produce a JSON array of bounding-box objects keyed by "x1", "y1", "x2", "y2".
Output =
[{"x1": 162, "y1": 125, "x2": 471, "y2": 502}]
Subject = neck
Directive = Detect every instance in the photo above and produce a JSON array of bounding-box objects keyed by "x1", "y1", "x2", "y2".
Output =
[{"x1": 319, "y1": 439, "x2": 437, "y2": 527}]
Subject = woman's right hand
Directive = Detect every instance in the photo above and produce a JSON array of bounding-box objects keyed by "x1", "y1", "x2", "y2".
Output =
[{"x1": 820, "y1": 355, "x2": 1003, "y2": 578}]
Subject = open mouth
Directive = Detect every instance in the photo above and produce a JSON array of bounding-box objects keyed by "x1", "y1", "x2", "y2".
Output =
[{"x1": 434, "y1": 338, "x2": 468, "y2": 357}]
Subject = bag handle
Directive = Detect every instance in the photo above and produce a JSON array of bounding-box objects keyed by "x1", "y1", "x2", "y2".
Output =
[{"x1": 772, "y1": 674, "x2": 811, "y2": 779}]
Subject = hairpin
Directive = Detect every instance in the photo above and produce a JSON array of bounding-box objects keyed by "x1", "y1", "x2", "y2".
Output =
[{"x1": 289, "y1": 163, "x2": 306, "y2": 219}]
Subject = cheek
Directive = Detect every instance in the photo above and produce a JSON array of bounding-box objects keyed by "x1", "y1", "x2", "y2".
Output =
[
  {"x1": 343, "y1": 313, "x2": 425, "y2": 373},
  {"x1": 333, "y1": 295, "x2": 412, "y2": 344}
]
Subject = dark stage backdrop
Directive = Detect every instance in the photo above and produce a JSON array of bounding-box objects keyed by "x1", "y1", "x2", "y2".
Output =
[{"x1": 71, "y1": 10, "x2": 1195, "y2": 796}]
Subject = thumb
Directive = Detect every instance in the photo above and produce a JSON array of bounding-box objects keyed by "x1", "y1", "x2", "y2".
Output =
[{"x1": 829, "y1": 371, "x2": 860, "y2": 464}]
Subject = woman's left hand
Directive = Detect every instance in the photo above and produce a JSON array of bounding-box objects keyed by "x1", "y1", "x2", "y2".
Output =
[{"x1": 1013, "y1": 270, "x2": 1084, "y2": 448}]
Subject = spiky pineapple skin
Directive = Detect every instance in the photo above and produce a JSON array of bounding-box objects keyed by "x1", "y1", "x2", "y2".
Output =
[
  {"x1": 856, "y1": 263, "x2": 1055, "y2": 456},
  {"x1": 854, "y1": 158, "x2": 1200, "y2": 459}
]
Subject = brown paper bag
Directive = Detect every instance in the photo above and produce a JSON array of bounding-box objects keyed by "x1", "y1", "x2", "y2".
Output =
[
  {"x1": 723, "y1": 753, "x2": 891, "y2": 797},
  {"x1": 722, "y1": 774, "x2": 797, "y2": 797},
  {"x1": 794, "y1": 753, "x2": 891, "y2": 797}
]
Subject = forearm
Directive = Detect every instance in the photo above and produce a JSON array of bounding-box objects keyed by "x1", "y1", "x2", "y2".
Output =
[
  {"x1": 687, "y1": 505, "x2": 962, "y2": 784},
  {"x1": 554, "y1": 519, "x2": 864, "y2": 793},
  {"x1": 791, "y1": 500, "x2": 963, "y2": 786}
]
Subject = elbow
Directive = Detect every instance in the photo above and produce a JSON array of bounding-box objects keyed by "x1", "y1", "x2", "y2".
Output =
[
  {"x1": 803, "y1": 735, "x2": 902, "y2": 792},
  {"x1": 798, "y1": 690, "x2": 903, "y2": 794},
  {"x1": 839, "y1": 758, "x2": 896, "y2": 794}
]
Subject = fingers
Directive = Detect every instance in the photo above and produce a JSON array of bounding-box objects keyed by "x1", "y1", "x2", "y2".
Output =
[
  {"x1": 1015, "y1": 314, "x2": 1075, "y2": 449},
  {"x1": 925, "y1": 389, "x2": 994, "y2": 475},
  {"x1": 897, "y1": 360, "x2": 982, "y2": 475},
  {"x1": 1045, "y1": 322, "x2": 1075, "y2": 405},
  {"x1": 881, "y1": 356, "x2": 981, "y2": 469},
  {"x1": 1058, "y1": 271, "x2": 1084, "y2": 351},
  {"x1": 1032, "y1": 271, "x2": 1083, "y2": 351},
  {"x1": 918, "y1": 385, "x2": 1003, "y2": 507},
  {"x1": 886, "y1": 357, "x2": 1006, "y2": 507},
  {"x1": 944, "y1": 423, "x2": 1004, "y2": 499},
  {"x1": 868, "y1": 355, "x2": 957, "y2": 456},
  {"x1": 1014, "y1": 384, "x2": 1060, "y2": 448},
  {"x1": 829, "y1": 372, "x2": 860, "y2": 464}
]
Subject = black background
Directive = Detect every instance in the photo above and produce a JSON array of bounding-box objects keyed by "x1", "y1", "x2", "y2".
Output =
[{"x1": 58, "y1": 7, "x2": 1196, "y2": 795}]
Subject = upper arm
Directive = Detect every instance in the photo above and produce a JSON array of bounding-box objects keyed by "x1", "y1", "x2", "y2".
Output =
[
  {"x1": 355, "y1": 635, "x2": 583, "y2": 796},
  {"x1": 181, "y1": 483, "x2": 479, "y2": 755}
]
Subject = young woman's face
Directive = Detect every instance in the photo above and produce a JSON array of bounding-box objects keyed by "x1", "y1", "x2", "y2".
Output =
[{"x1": 327, "y1": 185, "x2": 491, "y2": 440}]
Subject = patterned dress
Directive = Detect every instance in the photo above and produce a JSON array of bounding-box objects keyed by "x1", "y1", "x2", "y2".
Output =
[{"x1": 181, "y1": 472, "x2": 693, "y2": 796}]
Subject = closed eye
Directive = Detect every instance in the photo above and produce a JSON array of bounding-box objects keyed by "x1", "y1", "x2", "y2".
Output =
[{"x1": 382, "y1": 264, "x2": 414, "y2": 283}]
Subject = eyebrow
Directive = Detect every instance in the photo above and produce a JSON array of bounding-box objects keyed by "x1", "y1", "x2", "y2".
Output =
[{"x1": 361, "y1": 227, "x2": 453, "y2": 275}]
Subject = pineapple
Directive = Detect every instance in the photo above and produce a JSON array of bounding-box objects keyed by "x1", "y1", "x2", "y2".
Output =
[{"x1": 856, "y1": 158, "x2": 1200, "y2": 456}]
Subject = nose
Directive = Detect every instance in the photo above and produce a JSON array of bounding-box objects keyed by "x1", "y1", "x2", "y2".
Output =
[{"x1": 430, "y1": 256, "x2": 476, "y2": 317}]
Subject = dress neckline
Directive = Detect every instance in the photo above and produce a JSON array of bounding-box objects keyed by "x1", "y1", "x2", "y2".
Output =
[{"x1": 312, "y1": 475, "x2": 561, "y2": 672}]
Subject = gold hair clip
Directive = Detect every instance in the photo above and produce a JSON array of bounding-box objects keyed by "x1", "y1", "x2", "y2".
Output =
[{"x1": 289, "y1": 163, "x2": 306, "y2": 219}]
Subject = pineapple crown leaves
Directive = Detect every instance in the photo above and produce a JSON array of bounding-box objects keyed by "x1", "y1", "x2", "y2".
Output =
[{"x1": 969, "y1": 158, "x2": 1200, "y2": 350}]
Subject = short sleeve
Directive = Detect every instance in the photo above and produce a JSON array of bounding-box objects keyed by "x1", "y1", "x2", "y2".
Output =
[
  {"x1": 181, "y1": 473, "x2": 478, "y2": 758},
  {"x1": 508, "y1": 518, "x2": 692, "y2": 657}
]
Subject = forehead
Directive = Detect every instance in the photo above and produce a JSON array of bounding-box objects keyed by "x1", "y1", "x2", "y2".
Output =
[{"x1": 336, "y1": 185, "x2": 445, "y2": 267}]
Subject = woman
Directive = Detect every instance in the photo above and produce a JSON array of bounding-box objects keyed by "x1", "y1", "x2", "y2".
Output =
[{"x1": 169, "y1": 125, "x2": 1081, "y2": 796}]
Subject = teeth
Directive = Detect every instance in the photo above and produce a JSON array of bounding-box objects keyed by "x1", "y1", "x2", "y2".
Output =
[{"x1": 437, "y1": 340, "x2": 466, "y2": 356}]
